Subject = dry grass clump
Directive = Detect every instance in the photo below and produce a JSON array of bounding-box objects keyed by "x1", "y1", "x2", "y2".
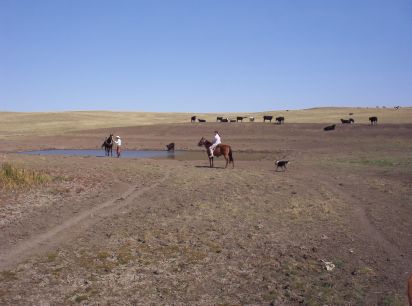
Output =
[{"x1": 0, "y1": 162, "x2": 51, "y2": 189}]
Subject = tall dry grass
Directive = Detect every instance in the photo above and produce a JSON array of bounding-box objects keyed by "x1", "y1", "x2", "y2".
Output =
[{"x1": 0, "y1": 163, "x2": 51, "y2": 189}]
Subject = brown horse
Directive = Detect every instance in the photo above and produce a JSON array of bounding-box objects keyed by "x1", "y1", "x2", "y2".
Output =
[
  {"x1": 101, "y1": 134, "x2": 114, "y2": 156},
  {"x1": 198, "y1": 137, "x2": 234, "y2": 168},
  {"x1": 408, "y1": 273, "x2": 412, "y2": 306}
]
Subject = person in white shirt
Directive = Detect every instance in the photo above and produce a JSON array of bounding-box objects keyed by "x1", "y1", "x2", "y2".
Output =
[
  {"x1": 209, "y1": 131, "x2": 221, "y2": 157},
  {"x1": 114, "y1": 136, "x2": 122, "y2": 158}
]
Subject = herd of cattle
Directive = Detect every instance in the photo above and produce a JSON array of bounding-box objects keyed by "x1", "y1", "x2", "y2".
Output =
[
  {"x1": 323, "y1": 116, "x2": 378, "y2": 131},
  {"x1": 190, "y1": 115, "x2": 378, "y2": 128},
  {"x1": 190, "y1": 115, "x2": 285, "y2": 124}
]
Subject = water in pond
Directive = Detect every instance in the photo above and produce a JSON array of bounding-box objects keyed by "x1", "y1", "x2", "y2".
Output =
[
  {"x1": 21, "y1": 149, "x2": 178, "y2": 159},
  {"x1": 20, "y1": 149, "x2": 270, "y2": 161}
]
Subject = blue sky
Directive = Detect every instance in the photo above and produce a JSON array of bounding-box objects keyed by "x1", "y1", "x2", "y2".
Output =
[{"x1": 1, "y1": 0, "x2": 411, "y2": 112}]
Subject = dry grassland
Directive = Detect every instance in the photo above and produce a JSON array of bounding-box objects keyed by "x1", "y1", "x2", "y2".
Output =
[
  {"x1": 0, "y1": 107, "x2": 411, "y2": 139},
  {"x1": 0, "y1": 108, "x2": 411, "y2": 304}
]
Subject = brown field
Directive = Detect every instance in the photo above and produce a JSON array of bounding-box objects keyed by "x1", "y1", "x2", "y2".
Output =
[
  {"x1": 1, "y1": 107, "x2": 411, "y2": 139},
  {"x1": 0, "y1": 108, "x2": 412, "y2": 305}
]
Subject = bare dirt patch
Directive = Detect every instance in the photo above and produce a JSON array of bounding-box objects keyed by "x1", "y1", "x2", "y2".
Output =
[{"x1": 0, "y1": 121, "x2": 411, "y2": 305}]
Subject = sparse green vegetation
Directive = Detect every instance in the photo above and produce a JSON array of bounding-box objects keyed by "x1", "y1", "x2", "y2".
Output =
[
  {"x1": 332, "y1": 157, "x2": 412, "y2": 169},
  {"x1": 0, "y1": 271, "x2": 18, "y2": 282},
  {"x1": 352, "y1": 159, "x2": 396, "y2": 167},
  {"x1": 74, "y1": 294, "x2": 88, "y2": 303},
  {"x1": 97, "y1": 251, "x2": 110, "y2": 261},
  {"x1": 46, "y1": 252, "x2": 57, "y2": 262},
  {"x1": 380, "y1": 294, "x2": 404, "y2": 306}
]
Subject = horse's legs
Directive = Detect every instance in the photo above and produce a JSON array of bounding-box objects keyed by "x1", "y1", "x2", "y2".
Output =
[{"x1": 224, "y1": 155, "x2": 229, "y2": 168}]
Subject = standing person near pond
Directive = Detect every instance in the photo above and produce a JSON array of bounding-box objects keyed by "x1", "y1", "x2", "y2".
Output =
[
  {"x1": 209, "y1": 131, "x2": 221, "y2": 157},
  {"x1": 114, "y1": 136, "x2": 122, "y2": 158}
]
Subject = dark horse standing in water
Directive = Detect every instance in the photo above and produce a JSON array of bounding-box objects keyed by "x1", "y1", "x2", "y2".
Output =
[
  {"x1": 198, "y1": 137, "x2": 234, "y2": 168},
  {"x1": 101, "y1": 134, "x2": 114, "y2": 156}
]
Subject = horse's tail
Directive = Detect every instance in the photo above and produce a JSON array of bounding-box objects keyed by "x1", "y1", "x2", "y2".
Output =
[{"x1": 229, "y1": 147, "x2": 234, "y2": 167}]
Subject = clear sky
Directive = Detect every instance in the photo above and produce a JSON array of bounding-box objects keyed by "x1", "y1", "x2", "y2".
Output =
[{"x1": 1, "y1": 0, "x2": 411, "y2": 112}]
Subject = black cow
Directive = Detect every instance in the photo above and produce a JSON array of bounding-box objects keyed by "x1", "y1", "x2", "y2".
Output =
[
  {"x1": 263, "y1": 115, "x2": 273, "y2": 122},
  {"x1": 166, "y1": 143, "x2": 175, "y2": 151},
  {"x1": 191, "y1": 116, "x2": 197, "y2": 122},
  {"x1": 275, "y1": 160, "x2": 289, "y2": 171},
  {"x1": 221, "y1": 118, "x2": 229, "y2": 122},
  {"x1": 236, "y1": 116, "x2": 247, "y2": 122},
  {"x1": 369, "y1": 116, "x2": 378, "y2": 125},
  {"x1": 341, "y1": 118, "x2": 354, "y2": 124},
  {"x1": 275, "y1": 116, "x2": 285, "y2": 124},
  {"x1": 198, "y1": 118, "x2": 206, "y2": 123},
  {"x1": 323, "y1": 124, "x2": 336, "y2": 131},
  {"x1": 216, "y1": 116, "x2": 223, "y2": 122}
]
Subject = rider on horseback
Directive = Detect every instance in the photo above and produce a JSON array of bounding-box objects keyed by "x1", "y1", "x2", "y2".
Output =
[{"x1": 209, "y1": 131, "x2": 221, "y2": 157}]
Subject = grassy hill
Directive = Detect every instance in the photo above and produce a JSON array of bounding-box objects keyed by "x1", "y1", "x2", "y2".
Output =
[{"x1": 0, "y1": 107, "x2": 411, "y2": 139}]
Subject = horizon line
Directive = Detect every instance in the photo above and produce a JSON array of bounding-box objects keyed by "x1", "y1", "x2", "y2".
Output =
[{"x1": 1, "y1": 105, "x2": 411, "y2": 114}]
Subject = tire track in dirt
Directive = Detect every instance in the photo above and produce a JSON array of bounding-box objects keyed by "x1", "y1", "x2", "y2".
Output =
[
  {"x1": 311, "y1": 173, "x2": 402, "y2": 260},
  {"x1": 0, "y1": 171, "x2": 171, "y2": 271}
]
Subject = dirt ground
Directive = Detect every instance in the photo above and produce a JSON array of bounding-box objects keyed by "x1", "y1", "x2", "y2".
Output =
[{"x1": 1, "y1": 122, "x2": 412, "y2": 305}]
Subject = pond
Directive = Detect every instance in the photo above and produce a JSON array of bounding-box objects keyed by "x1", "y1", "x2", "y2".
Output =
[
  {"x1": 18, "y1": 149, "x2": 271, "y2": 161},
  {"x1": 20, "y1": 149, "x2": 179, "y2": 159}
]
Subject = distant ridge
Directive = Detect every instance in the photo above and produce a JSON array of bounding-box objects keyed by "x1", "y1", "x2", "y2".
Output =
[{"x1": 0, "y1": 107, "x2": 411, "y2": 139}]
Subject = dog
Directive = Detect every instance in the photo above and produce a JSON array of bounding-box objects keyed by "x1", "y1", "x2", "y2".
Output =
[{"x1": 275, "y1": 160, "x2": 289, "y2": 171}]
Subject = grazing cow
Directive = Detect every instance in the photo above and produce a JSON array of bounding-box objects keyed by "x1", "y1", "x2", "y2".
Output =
[
  {"x1": 341, "y1": 118, "x2": 354, "y2": 124},
  {"x1": 166, "y1": 143, "x2": 175, "y2": 151},
  {"x1": 191, "y1": 116, "x2": 197, "y2": 122},
  {"x1": 216, "y1": 116, "x2": 223, "y2": 122},
  {"x1": 275, "y1": 116, "x2": 285, "y2": 124},
  {"x1": 263, "y1": 115, "x2": 273, "y2": 123},
  {"x1": 249, "y1": 117, "x2": 255, "y2": 122},
  {"x1": 230, "y1": 119, "x2": 236, "y2": 123},
  {"x1": 323, "y1": 124, "x2": 336, "y2": 131},
  {"x1": 349, "y1": 112, "x2": 354, "y2": 115},
  {"x1": 221, "y1": 118, "x2": 229, "y2": 122},
  {"x1": 369, "y1": 116, "x2": 378, "y2": 125},
  {"x1": 275, "y1": 160, "x2": 289, "y2": 171},
  {"x1": 198, "y1": 118, "x2": 206, "y2": 123},
  {"x1": 236, "y1": 116, "x2": 247, "y2": 122}
]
